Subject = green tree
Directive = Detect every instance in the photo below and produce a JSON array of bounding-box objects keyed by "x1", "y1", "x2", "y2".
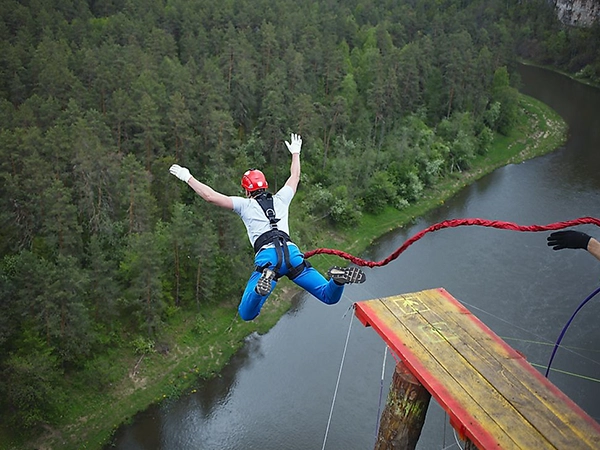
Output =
[
  {"x1": 440, "y1": 30, "x2": 475, "y2": 117},
  {"x1": 491, "y1": 66, "x2": 519, "y2": 135},
  {"x1": 195, "y1": 59, "x2": 237, "y2": 162},
  {"x1": 166, "y1": 91, "x2": 193, "y2": 162},
  {"x1": 258, "y1": 20, "x2": 280, "y2": 79},
  {"x1": 116, "y1": 153, "x2": 157, "y2": 234},
  {"x1": 29, "y1": 36, "x2": 82, "y2": 105},
  {"x1": 362, "y1": 170, "x2": 397, "y2": 214},
  {"x1": 220, "y1": 24, "x2": 258, "y2": 133},
  {"x1": 161, "y1": 202, "x2": 219, "y2": 309},
  {"x1": 107, "y1": 88, "x2": 136, "y2": 153},
  {"x1": 120, "y1": 231, "x2": 165, "y2": 336},
  {"x1": 71, "y1": 117, "x2": 120, "y2": 235},
  {"x1": 1, "y1": 331, "x2": 65, "y2": 430},
  {"x1": 134, "y1": 91, "x2": 165, "y2": 170},
  {"x1": 39, "y1": 179, "x2": 81, "y2": 257},
  {"x1": 258, "y1": 68, "x2": 288, "y2": 187},
  {"x1": 38, "y1": 255, "x2": 92, "y2": 367},
  {"x1": 317, "y1": 96, "x2": 350, "y2": 169},
  {"x1": 85, "y1": 235, "x2": 121, "y2": 330},
  {"x1": 396, "y1": 43, "x2": 421, "y2": 115}
]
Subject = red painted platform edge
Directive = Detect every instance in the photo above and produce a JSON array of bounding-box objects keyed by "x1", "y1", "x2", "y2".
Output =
[
  {"x1": 354, "y1": 288, "x2": 600, "y2": 447},
  {"x1": 354, "y1": 296, "x2": 499, "y2": 450}
]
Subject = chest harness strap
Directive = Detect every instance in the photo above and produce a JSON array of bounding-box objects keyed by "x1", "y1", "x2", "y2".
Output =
[{"x1": 253, "y1": 193, "x2": 310, "y2": 281}]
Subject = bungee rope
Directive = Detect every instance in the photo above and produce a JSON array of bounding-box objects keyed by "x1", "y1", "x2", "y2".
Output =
[
  {"x1": 304, "y1": 216, "x2": 600, "y2": 266},
  {"x1": 307, "y1": 216, "x2": 600, "y2": 386}
]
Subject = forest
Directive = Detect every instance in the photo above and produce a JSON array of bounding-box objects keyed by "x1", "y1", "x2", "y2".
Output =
[{"x1": 0, "y1": 0, "x2": 598, "y2": 442}]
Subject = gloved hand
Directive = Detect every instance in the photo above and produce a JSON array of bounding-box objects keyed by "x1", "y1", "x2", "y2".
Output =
[
  {"x1": 169, "y1": 164, "x2": 192, "y2": 183},
  {"x1": 285, "y1": 133, "x2": 302, "y2": 154},
  {"x1": 547, "y1": 230, "x2": 591, "y2": 250}
]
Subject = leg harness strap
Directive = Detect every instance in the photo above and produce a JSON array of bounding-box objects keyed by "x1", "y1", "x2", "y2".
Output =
[{"x1": 255, "y1": 236, "x2": 311, "y2": 281}]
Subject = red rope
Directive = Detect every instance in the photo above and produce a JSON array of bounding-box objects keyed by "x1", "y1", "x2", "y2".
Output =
[{"x1": 304, "y1": 217, "x2": 600, "y2": 268}]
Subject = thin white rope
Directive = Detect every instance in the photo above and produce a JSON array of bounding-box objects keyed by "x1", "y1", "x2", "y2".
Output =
[
  {"x1": 500, "y1": 336, "x2": 600, "y2": 353},
  {"x1": 457, "y1": 298, "x2": 600, "y2": 369},
  {"x1": 314, "y1": 254, "x2": 599, "y2": 448},
  {"x1": 347, "y1": 272, "x2": 598, "y2": 370},
  {"x1": 374, "y1": 345, "x2": 389, "y2": 440},
  {"x1": 321, "y1": 308, "x2": 354, "y2": 450},
  {"x1": 529, "y1": 362, "x2": 600, "y2": 383},
  {"x1": 443, "y1": 410, "x2": 447, "y2": 448},
  {"x1": 452, "y1": 427, "x2": 464, "y2": 450}
]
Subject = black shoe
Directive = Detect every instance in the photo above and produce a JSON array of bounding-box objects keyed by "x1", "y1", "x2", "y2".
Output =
[
  {"x1": 327, "y1": 266, "x2": 366, "y2": 285},
  {"x1": 255, "y1": 268, "x2": 275, "y2": 296}
]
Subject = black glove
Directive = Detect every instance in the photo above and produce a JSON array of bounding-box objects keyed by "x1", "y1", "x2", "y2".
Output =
[{"x1": 547, "y1": 230, "x2": 591, "y2": 250}]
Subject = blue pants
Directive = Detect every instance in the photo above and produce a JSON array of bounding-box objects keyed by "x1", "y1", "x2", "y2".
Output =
[{"x1": 238, "y1": 243, "x2": 344, "y2": 321}]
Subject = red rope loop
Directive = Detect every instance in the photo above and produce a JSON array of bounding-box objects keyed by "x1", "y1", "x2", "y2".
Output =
[{"x1": 304, "y1": 217, "x2": 600, "y2": 268}]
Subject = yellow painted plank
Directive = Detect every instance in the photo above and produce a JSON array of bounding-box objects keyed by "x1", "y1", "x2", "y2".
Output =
[
  {"x1": 364, "y1": 299, "x2": 545, "y2": 449},
  {"x1": 377, "y1": 298, "x2": 552, "y2": 445},
  {"x1": 405, "y1": 289, "x2": 600, "y2": 448},
  {"x1": 359, "y1": 289, "x2": 600, "y2": 450}
]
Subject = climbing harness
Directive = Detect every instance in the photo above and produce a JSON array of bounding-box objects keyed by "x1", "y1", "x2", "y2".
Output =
[
  {"x1": 252, "y1": 192, "x2": 288, "y2": 252},
  {"x1": 253, "y1": 192, "x2": 309, "y2": 280}
]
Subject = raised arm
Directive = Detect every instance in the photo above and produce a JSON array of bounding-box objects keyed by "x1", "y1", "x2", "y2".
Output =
[
  {"x1": 284, "y1": 133, "x2": 302, "y2": 193},
  {"x1": 169, "y1": 164, "x2": 233, "y2": 210}
]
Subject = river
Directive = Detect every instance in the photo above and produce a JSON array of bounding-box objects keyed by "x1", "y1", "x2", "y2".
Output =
[{"x1": 108, "y1": 65, "x2": 600, "y2": 449}]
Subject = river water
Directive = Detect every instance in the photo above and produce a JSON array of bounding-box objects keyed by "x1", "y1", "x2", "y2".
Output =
[{"x1": 108, "y1": 65, "x2": 600, "y2": 449}]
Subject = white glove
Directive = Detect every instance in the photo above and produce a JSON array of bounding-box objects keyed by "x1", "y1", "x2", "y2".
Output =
[
  {"x1": 285, "y1": 133, "x2": 302, "y2": 154},
  {"x1": 169, "y1": 164, "x2": 192, "y2": 182}
]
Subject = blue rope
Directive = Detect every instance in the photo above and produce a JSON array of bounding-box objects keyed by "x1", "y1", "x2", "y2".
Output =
[{"x1": 545, "y1": 285, "x2": 600, "y2": 378}]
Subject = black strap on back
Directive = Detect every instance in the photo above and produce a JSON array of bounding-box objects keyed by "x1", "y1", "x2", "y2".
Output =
[
  {"x1": 253, "y1": 229, "x2": 291, "y2": 254},
  {"x1": 254, "y1": 192, "x2": 279, "y2": 228},
  {"x1": 252, "y1": 192, "x2": 307, "y2": 281}
]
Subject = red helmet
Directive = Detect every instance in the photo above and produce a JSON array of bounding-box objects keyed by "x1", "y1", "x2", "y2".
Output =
[{"x1": 241, "y1": 169, "x2": 268, "y2": 192}]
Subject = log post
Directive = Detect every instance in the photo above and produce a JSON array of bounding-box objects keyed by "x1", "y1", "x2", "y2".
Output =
[
  {"x1": 464, "y1": 439, "x2": 478, "y2": 449},
  {"x1": 374, "y1": 360, "x2": 432, "y2": 450}
]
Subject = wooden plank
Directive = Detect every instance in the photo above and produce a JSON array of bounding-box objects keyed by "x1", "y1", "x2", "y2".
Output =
[
  {"x1": 371, "y1": 290, "x2": 600, "y2": 449},
  {"x1": 355, "y1": 288, "x2": 600, "y2": 450},
  {"x1": 377, "y1": 294, "x2": 551, "y2": 448},
  {"x1": 357, "y1": 289, "x2": 600, "y2": 449},
  {"x1": 359, "y1": 296, "x2": 577, "y2": 450},
  {"x1": 388, "y1": 288, "x2": 596, "y2": 447},
  {"x1": 414, "y1": 289, "x2": 600, "y2": 448},
  {"x1": 358, "y1": 297, "x2": 539, "y2": 449}
]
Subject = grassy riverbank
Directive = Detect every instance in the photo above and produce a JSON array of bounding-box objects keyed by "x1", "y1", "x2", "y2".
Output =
[
  {"x1": 1, "y1": 93, "x2": 566, "y2": 450},
  {"x1": 311, "y1": 93, "x2": 567, "y2": 262}
]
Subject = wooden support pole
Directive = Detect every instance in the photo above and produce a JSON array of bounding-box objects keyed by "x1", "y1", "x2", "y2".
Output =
[
  {"x1": 464, "y1": 439, "x2": 478, "y2": 449},
  {"x1": 374, "y1": 360, "x2": 432, "y2": 450}
]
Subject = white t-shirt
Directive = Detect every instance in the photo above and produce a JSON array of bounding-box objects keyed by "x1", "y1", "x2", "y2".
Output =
[{"x1": 231, "y1": 186, "x2": 295, "y2": 247}]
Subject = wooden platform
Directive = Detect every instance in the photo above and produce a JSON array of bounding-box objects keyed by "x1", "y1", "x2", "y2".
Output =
[{"x1": 354, "y1": 288, "x2": 600, "y2": 450}]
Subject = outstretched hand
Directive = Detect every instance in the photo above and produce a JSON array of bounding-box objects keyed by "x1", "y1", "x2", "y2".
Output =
[
  {"x1": 285, "y1": 133, "x2": 302, "y2": 154},
  {"x1": 547, "y1": 230, "x2": 591, "y2": 250},
  {"x1": 169, "y1": 164, "x2": 192, "y2": 182}
]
